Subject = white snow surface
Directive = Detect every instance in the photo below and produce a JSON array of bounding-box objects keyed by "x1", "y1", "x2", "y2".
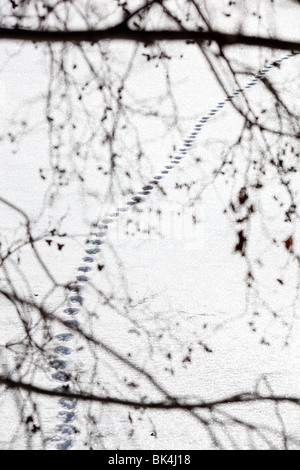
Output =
[{"x1": 0, "y1": 2, "x2": 300, "y2": 450}]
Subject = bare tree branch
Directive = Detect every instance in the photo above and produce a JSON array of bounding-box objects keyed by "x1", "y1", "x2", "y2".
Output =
[
  {"x1": 1, "y1": 375, "x2": 300, "y2": 410},
  {"x1": 0, "y1": 26, "x2": 299, "y2": 51}
]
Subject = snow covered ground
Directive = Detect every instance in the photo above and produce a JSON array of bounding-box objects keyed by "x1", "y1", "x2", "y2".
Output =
[{"x1": 0, "y1": 2, "x2": 300, "y2": 450}]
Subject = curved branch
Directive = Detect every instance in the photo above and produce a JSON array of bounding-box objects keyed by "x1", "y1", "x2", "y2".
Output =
[
  {"x1": 0, "y1": 26, "x2": 299, "y2": 51},
  {"x1": 1, "y1": 375, "x2": 300, "y2": 410}
]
